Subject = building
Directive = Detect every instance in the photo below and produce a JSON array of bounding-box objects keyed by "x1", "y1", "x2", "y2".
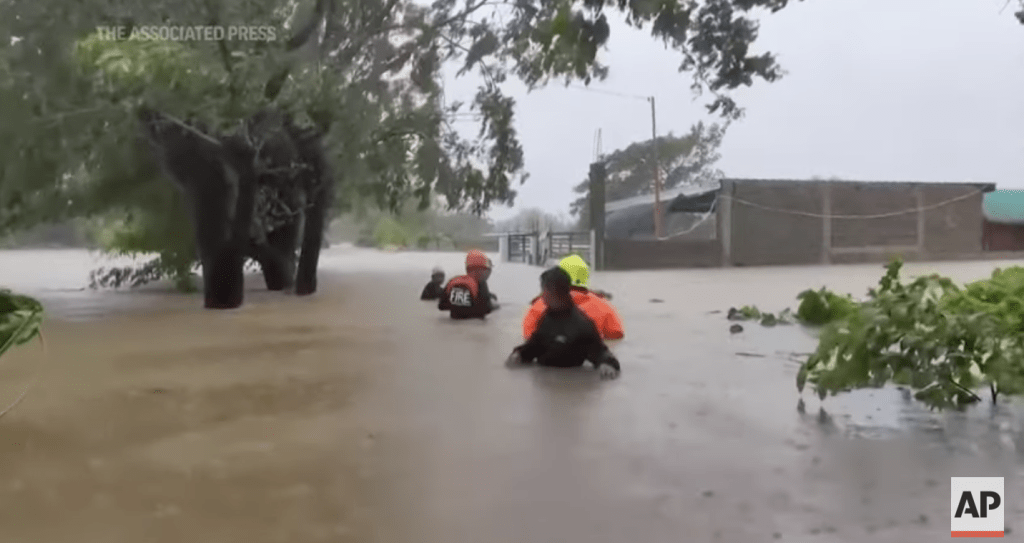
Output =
[
  {"x1": 982, "y1": 190, "x2": 1024, "y2": 251},
  {"x1": 597, "y1": 178, "x2": 997, "y2": 270}
]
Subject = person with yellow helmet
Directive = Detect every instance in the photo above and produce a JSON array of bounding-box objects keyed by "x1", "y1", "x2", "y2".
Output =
[
  {"x1": 506, "y1": 266, "x2": 621, "y2": 379},
  {"x1": 438, "y1": 249, "x2": 498, "y2": 319},
  {"x1": 522, "y1": 255, "x2": 623, "y2": 340}
]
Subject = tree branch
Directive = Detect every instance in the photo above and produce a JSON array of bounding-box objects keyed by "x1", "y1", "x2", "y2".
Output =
[
  {"x1": 946, "y1": 376, "x2": 982, "y2": 403},
  {"x1": 265, "y1": 0, "x2": 333, "y2": 100}
]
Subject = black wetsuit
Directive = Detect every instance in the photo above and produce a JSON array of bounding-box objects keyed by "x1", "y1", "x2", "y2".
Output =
[
  {"x1": 513, "y1": 304, "x2": 620, "y2": 371},
  {"x1": 420, "y1": 280, "x2": 445, "y2": 300},
  {"x1": 438, "y1": 276, "x2": 495, "y2": 319}
]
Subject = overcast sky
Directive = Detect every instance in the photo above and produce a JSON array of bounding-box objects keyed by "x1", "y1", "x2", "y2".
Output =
[{"x1": 440, "y1": 0, "x2": 1024, "y2": 221}]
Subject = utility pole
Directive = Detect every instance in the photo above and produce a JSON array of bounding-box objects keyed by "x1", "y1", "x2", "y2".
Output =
[{"x1": 648, "y1": 96, "x2": 663, "y2": 239}]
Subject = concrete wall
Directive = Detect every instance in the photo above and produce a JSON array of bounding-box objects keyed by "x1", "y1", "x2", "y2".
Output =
[
  {"x1": 922, "y1": 184, "x2": 986, "y2": 257},
  {"x1": 602, "y1": 238, "x2": 721, "y2": 270},
  {"x1": 725, "y1": 180, "x2": 987, "y2": 266},
  {"x1": 600, "y1": 179, "x2": 989, "y2": 270},
  {"x1": 727, "y1": 180, "x2": 825, "y2": 266}
]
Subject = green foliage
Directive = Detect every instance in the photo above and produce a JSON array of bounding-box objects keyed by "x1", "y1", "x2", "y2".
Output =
[
  {"x1": 942, "y1": 266, "x2": 1024, "y2": 334},
  {"x1": 85, "y1": 182, "x2": 198, "y2": 291},
  {"x1": 726, "y1": 305, "x2": 795, "y2": 326},
  {"x1": 0, "y1": 290, "x2": 44, "y2": 360},
  {"x1": 372, "y1": 216, "x2": 410, "y2": 248},
  {"x1": 2, "y1": 0, "x2": 800, "y2": 289},
  {"x1": 795, "y1": 287, "x2": 858, "y2": 325},
  {"x1": 796, "y1": 260, "x2": 1024, "y2": 410}
]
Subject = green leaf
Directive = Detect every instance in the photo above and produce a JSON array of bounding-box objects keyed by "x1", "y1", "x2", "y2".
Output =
[{"x1": 0, "y1": 290, "x2": 44, "y2": 358}]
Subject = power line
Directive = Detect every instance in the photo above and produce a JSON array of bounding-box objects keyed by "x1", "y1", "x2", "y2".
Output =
[{"x1": 566, "y1": 85, "x2": 649, "y2": 101}]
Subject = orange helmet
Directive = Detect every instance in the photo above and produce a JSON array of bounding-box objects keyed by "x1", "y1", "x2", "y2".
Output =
[{"x1": 465, "y1": 249, "x2": 490, "y2": 270}]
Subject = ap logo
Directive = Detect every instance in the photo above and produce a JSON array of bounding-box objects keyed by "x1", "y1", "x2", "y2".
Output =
[{"x1": 951, "y1": 477, "x2": 1004, "y2": 537}]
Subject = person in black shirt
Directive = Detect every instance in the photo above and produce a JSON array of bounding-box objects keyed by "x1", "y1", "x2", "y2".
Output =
[
  {"x1": 420, "y1": 267, "x2": 446, "y2": 300},
  {"x1": 505, "y1": 266, "x2": 620, "y2": 379}
]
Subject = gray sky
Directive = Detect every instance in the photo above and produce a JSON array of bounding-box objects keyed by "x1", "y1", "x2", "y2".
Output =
[{"x1": 441, "y1": 0, "x2": 1024, "y2": 222}]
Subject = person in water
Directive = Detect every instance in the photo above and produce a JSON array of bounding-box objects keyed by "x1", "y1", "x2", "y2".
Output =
[
  {"x1": 506, "y1": 267, "x2": 621, "y2": 379},
  {"x1": 523, "y1": 254, "x2": 624, "y2": 340},
  {"x1": 420, "y1": 267, "x2": 446, "y2": 300},
  {"x1": 438, "y1": 249, "x2": 497, "y2": 319}
]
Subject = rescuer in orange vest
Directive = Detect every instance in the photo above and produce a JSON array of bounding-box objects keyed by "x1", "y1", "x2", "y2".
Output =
[{"x1": 522, "y1": 255, "x2": 623, "y2": 340}]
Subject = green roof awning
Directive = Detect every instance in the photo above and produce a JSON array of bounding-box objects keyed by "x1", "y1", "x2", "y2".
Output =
[{"x1": 984, "y1": 190, "x2": 1024, "y2": 224}]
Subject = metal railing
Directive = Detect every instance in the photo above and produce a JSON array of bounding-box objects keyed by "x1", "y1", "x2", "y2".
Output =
[
  {"x1": 502, "y1": 231, "x2": 594, "y2": 266},
  {"x1": 544, "y1": 231, "x2": 592, "y2": 265},
  {"x1": 507, "y1": 233, "x2": 538, "y2": 264}
]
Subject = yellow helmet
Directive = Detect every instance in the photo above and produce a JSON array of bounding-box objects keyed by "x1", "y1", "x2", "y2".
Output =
[{"x1": 558, "y1": 254, "x2": 590, "y2": 288}]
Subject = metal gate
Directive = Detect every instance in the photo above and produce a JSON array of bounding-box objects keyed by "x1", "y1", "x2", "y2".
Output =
[
  {"x1": 545, "y1": 231, "x2": 592, "y2": 265},
  {"x1": 507, "y1": 233, "x2": 537, "y2": 264}
]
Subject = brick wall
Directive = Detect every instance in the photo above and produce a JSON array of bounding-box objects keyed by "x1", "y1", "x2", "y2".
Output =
[
  {"x1": 922, "y1": 184, "x2": 985, "y2": 256},
  {"x1": 600, "y1": 179, "x2": 989, "y2": 270},
  {"x1": 727, "y1": 180, "x2": 824, "y2": 266},
  {"x1": 602, "y1": 239, "x2": 721, "y2": 270},
  {"x1": 829, "y1": 183, "x2": 918, "y2": 249}
]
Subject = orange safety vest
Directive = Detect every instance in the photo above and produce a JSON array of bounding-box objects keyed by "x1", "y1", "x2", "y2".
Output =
[
  {"x1": 444, "y1": 275, "x2": 479, "y2": 306},
  {"x1": 523, "y1": 290, "x2": 624, "y2": 340}
]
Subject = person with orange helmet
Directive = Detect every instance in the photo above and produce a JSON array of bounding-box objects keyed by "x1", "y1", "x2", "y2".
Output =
[
  {"x1": 438, "y1": 249, "x2": 498, "y2": 319},
  {"x1": 523, "y1": 254, "x2": 623, "y2": 340}
]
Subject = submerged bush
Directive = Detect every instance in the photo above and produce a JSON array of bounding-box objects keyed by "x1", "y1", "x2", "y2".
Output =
[
  {"x1": 797, "y1": 261, "x2": 1024, "y2": 409},
  {"x1": 728, "y1": 260, "x2": 1024, "y2": 410}
]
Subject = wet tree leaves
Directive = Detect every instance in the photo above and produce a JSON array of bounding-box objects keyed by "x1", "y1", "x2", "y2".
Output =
[
  {"x1": 0, "y1": 289, "x2": 44, "y2": 359},
  {"x1": 731, "y1": 259, "x2": 1024, "y2": 409},
  {"x1": 797, "y1": 260, "x2": 1024, "y2": 410}
]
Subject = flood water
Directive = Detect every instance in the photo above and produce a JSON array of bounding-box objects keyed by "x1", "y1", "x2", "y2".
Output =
[{"x1": 1, "y1": 247, "x2": 1023, "y2": 542}]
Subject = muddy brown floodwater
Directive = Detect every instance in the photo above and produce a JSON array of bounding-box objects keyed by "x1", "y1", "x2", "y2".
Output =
[{"x1": 1, "y1": 247, "x2": 1023, "y2": 542}]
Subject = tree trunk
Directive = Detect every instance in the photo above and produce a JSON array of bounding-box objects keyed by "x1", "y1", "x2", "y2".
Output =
[
  {"x1": 295, "y1": 188, "x2": 327, "y2": 296},
  {"x1": 262, "y1": 223, "x2": 299, "y2": 291},
  {"x1": 252, "y1": 236, "x2": 296, "y2": 292},
  {"x1": 193, "y1": 204, "x2": 243, "y2": 309},
  {"x1": 199, "y1": 140, "x2": 257, "y2": 309},
  {"x1": 255, "y1": 250, "x2": 288, "y2": 291},
  {"x1": 294, "y1": 134, "x2": 332, "y2": 296},
  {"x1": 203, "y1": 246, "x2": 245, "y2": 308}
]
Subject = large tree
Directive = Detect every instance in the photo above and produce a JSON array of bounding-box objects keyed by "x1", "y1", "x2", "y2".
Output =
[
  {"x1": 0, "y1": 0, "x2": 797, "y2": 308},
  {"x1": 570, "y1": 122, "x2": 725, "y2": 227}
]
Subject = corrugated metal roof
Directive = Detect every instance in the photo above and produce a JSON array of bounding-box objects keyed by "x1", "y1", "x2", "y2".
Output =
[
  {"x1": 721, "y1": 178, "x2": 995, "y2": 191},
  {"x1": 984, "y1": 190, "x2": 1024, "y2": 224},
  {"x1": 605, "y1": 182, "x2": 720, "y2": 212},
  {"x1": 603, "y1": 179, "x2": 995, "y2": 213}
]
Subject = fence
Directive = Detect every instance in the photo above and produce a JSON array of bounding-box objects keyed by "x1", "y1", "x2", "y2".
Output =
[
  {"x1": 506, "y1": 233, "x2": 538, "y2": 264},
  {"x1": 544, "y1": 231, "x2": 592, "y2": 265},
  {"x1": 498, "y1": 231, "x2": 593, "y2": 266}
]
